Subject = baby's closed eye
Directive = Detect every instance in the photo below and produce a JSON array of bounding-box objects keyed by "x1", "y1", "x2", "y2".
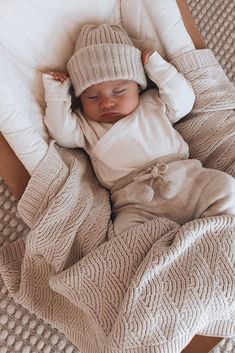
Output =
[{"x1": 114, "y1": 89, "x2": 127, "y2": 94}]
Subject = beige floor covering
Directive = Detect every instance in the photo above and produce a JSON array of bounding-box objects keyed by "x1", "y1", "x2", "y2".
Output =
[{"x1": 0, "y1": 0, "x2": 234, "y2": 352}]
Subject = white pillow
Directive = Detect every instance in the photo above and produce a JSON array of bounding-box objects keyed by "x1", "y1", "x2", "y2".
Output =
[
  {"x1": 0, "y1": 0, "x2": 193, "y2": 142},
  {"x1": 0, "y1": 0, "x2": 120, "y2": 141}
]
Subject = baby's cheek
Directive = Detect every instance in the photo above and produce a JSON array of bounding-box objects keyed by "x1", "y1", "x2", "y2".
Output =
[{"x1": 127, "y1": 95, "x2": 139, "y2": 109}]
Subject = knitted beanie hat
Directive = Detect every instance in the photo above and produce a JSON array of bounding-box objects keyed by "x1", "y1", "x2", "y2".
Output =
[{"x1": 67, "y1": 24, "x2": 147, "y2": 97}]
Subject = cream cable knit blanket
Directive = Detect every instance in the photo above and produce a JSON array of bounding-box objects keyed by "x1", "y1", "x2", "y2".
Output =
[{"x1": 0, "y1": 49, "x2": 235, "y2": 353}]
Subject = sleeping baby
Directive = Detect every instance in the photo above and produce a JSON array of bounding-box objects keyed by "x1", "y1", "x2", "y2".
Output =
[{"x1": 43, "y1": 24, "x2": 235, "y2": 234}]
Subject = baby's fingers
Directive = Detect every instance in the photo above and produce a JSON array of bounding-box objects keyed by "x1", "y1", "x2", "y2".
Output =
[
  {"x1": 58, "y1": 72, "x2": 69, "y2": 82},
  {"x1": 141, "y1": 49, "x2": 153, "y2": 64},
  {"x1": 45, "y1": 71, "x2": 68, "y2": 82}
]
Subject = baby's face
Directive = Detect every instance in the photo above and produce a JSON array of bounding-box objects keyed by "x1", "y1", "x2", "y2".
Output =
[{"x1": 80, "y1": 80, "x2": 140, "y2": 123}]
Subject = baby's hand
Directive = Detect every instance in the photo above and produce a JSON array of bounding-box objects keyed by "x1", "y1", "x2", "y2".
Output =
[
  {"x1": 45, "y1": 71, "x2": 69, "y2": 82},
  {"x1": 141, "y1": 49, "x2": 154, "y2": 64}
]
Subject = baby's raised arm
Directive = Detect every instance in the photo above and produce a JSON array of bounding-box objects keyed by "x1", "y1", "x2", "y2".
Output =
[
  {"x1": 143, "y1": 50, "x2": 195, "y2": 124},
  {"x1": 43, "y1": 73, "x2": 85, "y2": 148}
]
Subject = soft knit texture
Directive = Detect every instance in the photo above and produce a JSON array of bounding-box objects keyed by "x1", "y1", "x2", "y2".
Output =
[
  {"x1": 67, "y1": 24, "x2": 147, "y2": 97},
  {"x1": 0, "y1": 49, "x2": 235, "y2": 353}
]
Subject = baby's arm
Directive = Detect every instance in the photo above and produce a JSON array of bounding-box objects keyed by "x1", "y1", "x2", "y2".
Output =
[
  {"x1": 143, "y1": 50, "x2": 195, "y2": 124},
  {"x1": 43, "y1": 73, "x2": 85, "y2": 148}
]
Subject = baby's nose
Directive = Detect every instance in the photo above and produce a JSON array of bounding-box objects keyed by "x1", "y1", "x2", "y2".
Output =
[{"x1": 100, "y1": 97, "x2": 115, "y2": 110}]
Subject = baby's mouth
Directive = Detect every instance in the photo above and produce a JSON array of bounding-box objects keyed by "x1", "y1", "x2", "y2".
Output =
[
  {"x1": 101, "y1": 112, "x2": 119, "y2": 118},
  {"x1": 100, "y1": 112, "x2": 123, "y2": 121}
]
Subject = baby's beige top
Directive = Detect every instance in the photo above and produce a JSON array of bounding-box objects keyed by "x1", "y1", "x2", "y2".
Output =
[{"x1": 43, "y1": 51, "x2": 195, "y2": 188}]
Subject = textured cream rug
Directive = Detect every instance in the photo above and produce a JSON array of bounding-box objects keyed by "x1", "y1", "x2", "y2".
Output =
[{"x1": 0, "y1": 1, "x2": 234, "y2": 352}]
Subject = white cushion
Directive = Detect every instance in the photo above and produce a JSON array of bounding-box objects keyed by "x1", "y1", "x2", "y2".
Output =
[{"x1": 0, "y1": 0, "x2": 193, "y2": 142}]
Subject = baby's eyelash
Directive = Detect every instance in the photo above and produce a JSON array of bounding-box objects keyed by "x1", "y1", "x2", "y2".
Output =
[
  {"x1": 88, "y1": 95, "x2": 98, "y2": 99},
  {"x1": 114, "y1": 89, "x2": 126, "y2": 94}
]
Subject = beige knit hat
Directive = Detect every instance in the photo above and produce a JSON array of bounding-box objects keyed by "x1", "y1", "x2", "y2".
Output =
[{"x1": 67, "y1": 24, "x2": 147, "y2": 97}]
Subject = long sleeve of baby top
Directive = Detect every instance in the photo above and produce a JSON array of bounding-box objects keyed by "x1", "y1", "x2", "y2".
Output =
[
  {"x1": 43, "y1": 74, "x2": 86, "y2": 148},
  {"x1": 144, "y1": 51, "x2": 195, "y2": 123}
]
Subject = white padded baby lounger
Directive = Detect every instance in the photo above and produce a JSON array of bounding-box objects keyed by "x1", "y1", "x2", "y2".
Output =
[
  {"x1": 0, "y1": 0, "x2": 195, "y2": 174},
  {"x1": 0, "y1": 1, "x2": 235, "y2": 353}
]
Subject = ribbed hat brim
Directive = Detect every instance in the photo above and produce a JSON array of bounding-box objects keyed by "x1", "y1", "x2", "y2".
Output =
[{"x1": 67, "y1": 43, "x2": 147, "y2": 96}]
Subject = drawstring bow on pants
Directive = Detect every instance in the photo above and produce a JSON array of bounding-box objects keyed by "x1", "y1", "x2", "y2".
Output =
[{"x1": 133, "y1": 161, "x2": 173, "y2": 202}]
